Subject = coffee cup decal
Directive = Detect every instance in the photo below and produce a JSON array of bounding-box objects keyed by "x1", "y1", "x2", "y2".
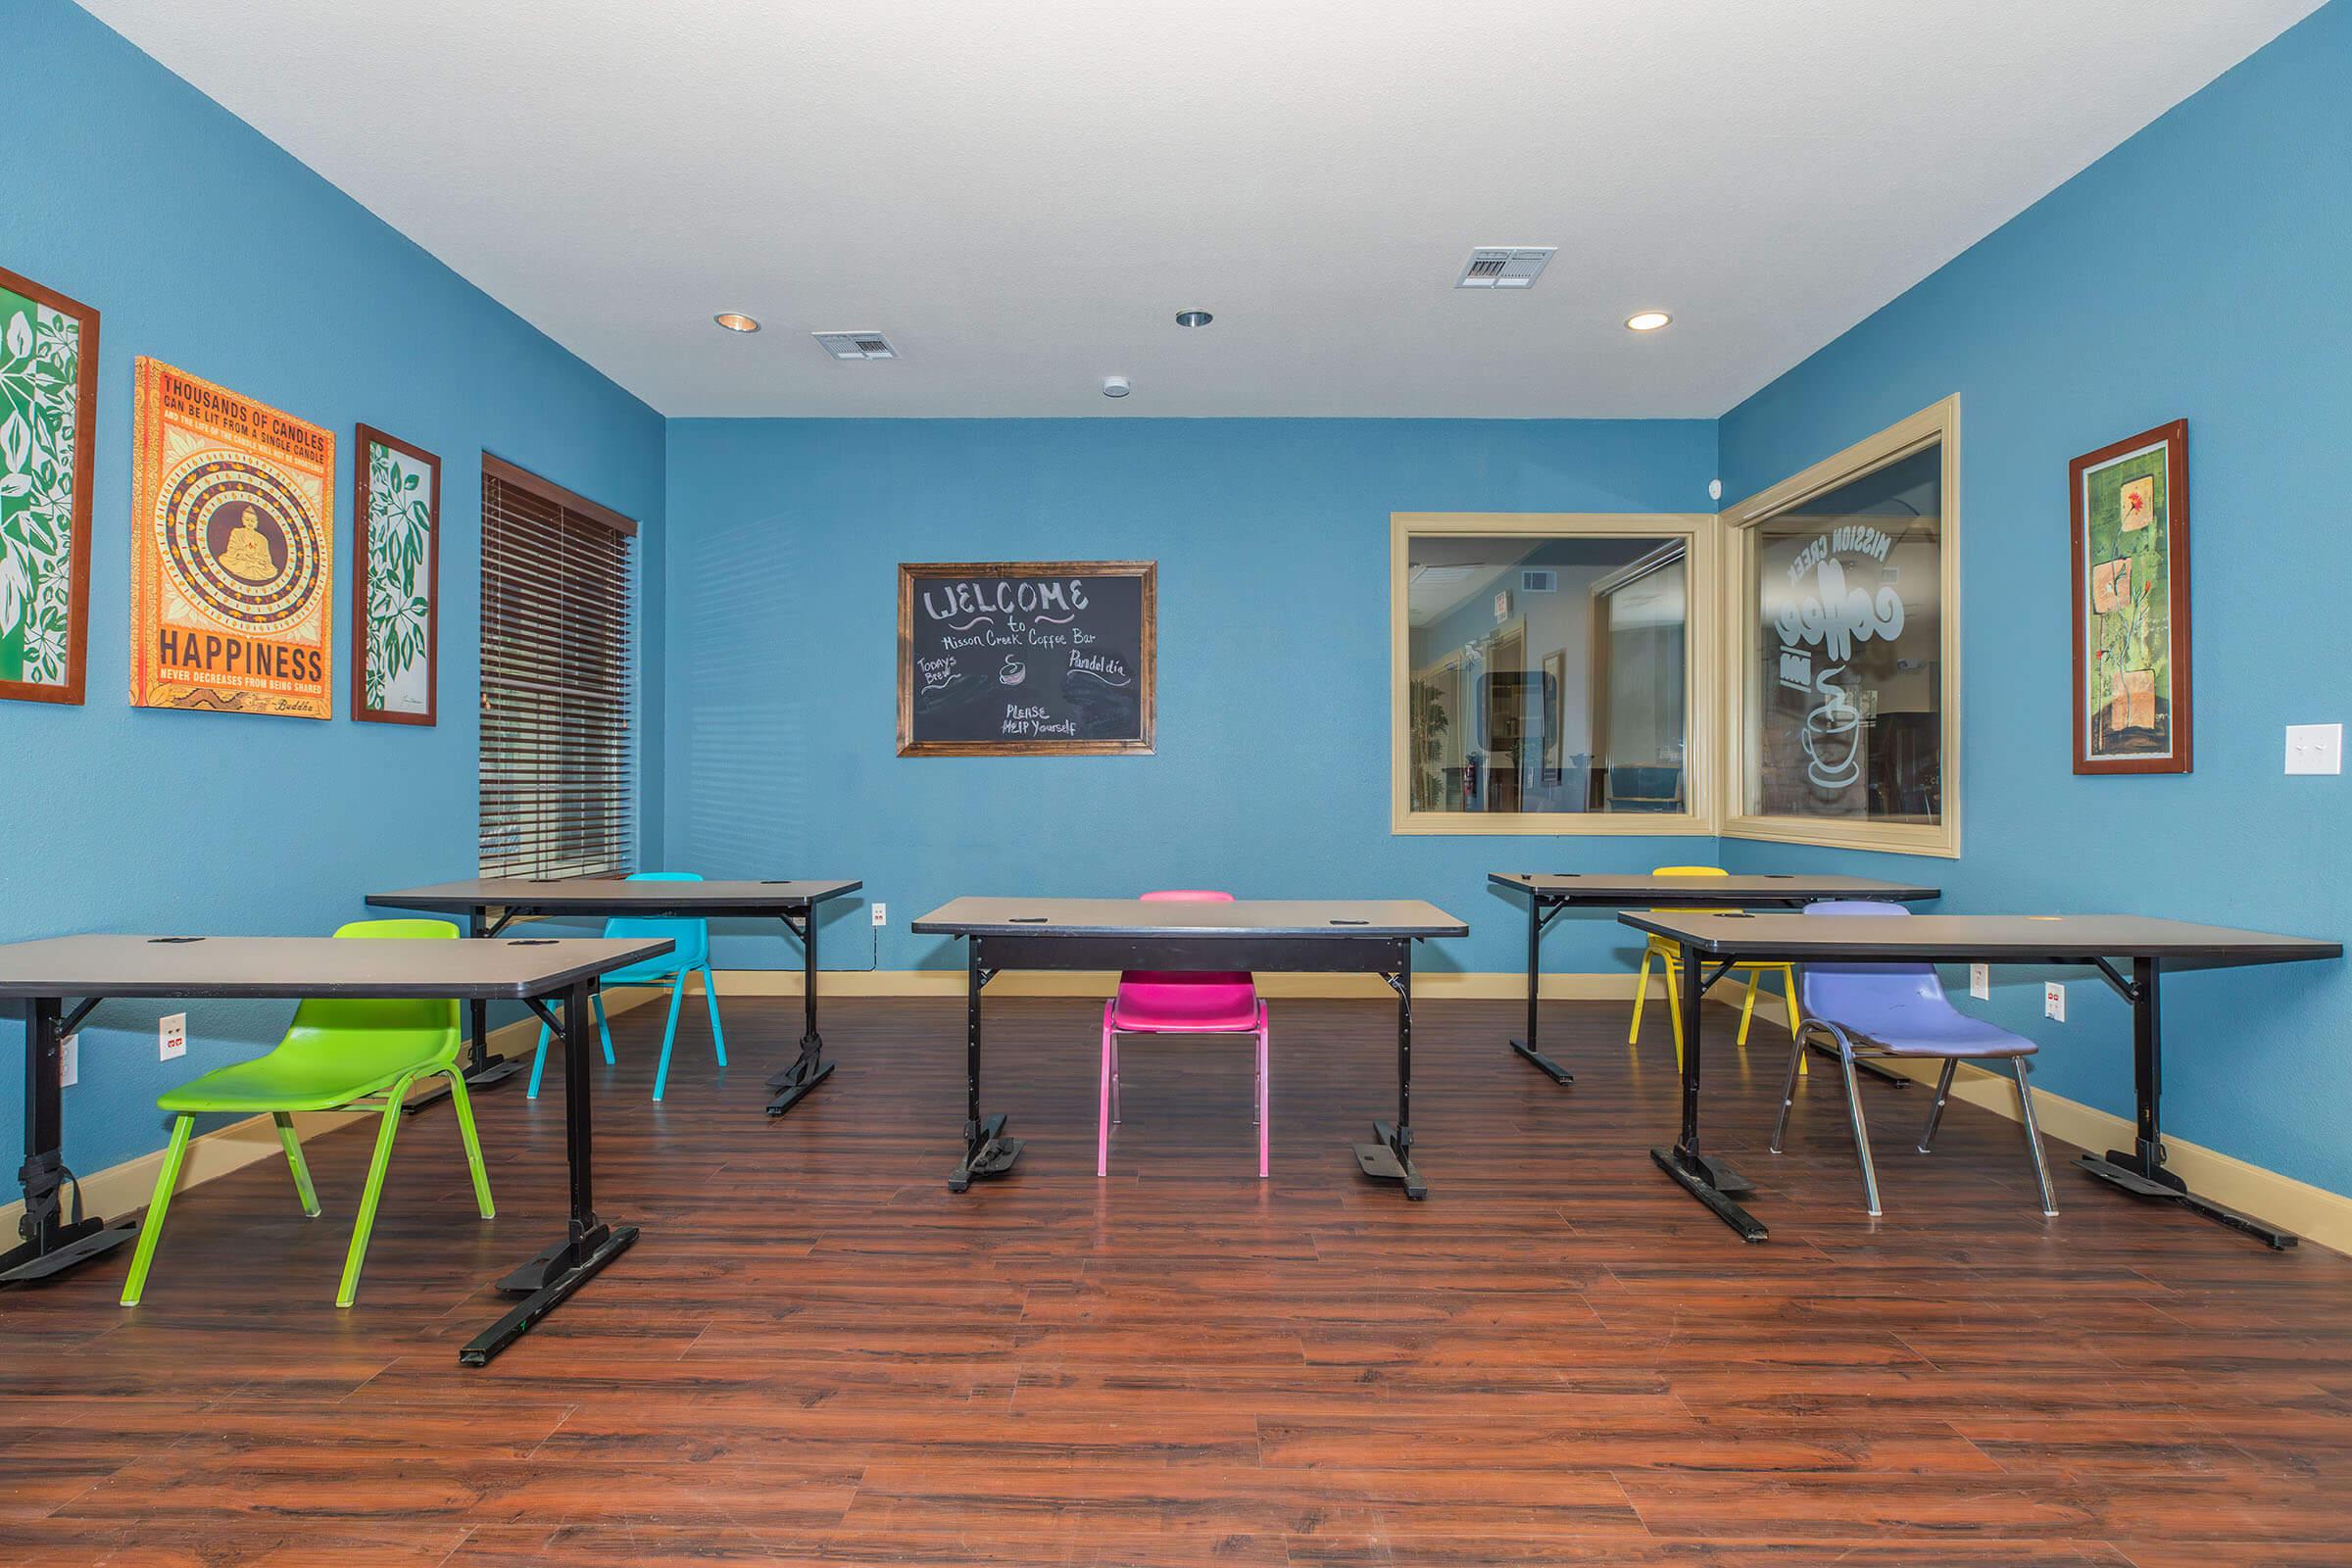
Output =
[{"x1": 998, "y1": 653, "x2": 1026, "y2": 686}]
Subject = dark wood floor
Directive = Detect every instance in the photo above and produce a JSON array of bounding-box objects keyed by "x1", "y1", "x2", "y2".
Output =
[{"x1": 6, "y1": 994, "x2": 2352, "y2": 1566}]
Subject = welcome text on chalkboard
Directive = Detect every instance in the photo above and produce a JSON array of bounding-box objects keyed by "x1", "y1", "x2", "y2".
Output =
[{"x1": 897, "y1": 561, "x2": 1156, "y2": 756}]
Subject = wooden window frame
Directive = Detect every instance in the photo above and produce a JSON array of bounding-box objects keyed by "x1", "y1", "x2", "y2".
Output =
[
  {"x1": 477, "y1": 453, "x2": 638, "y2": 881},
  {"x1": 1716, "y1": 396, "x2": 1962, "y2": 859},
  {"x1": 1390, "y1": 511, "x2": 1719, "y2": 837}
]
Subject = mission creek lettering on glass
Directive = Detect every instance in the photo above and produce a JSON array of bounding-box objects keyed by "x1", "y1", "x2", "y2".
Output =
[{"x1": 897, "y1": 561, "x2": 1155, "y2": 756}]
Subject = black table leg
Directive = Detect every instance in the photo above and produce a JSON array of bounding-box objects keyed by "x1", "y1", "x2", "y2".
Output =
[
  {"x1": 1650, "y1": 953, "x2": 1768, "y2": 1241},
  {"x1": 463, "y1": 981, "x2": 638, "y2": 1365},
  {"x1": 1, "y1": 995, "x2": 139, "y2": 1285},
  {"x1": 1508, "y1": 897, "x2": 1574, "y2": 1085},
  {"x1": 948, "y1": 941, "x2": 1020, "y2": 1190},
  {"x1": 411, "y1": 907, "x2": 523, "y2": 1115},
  {"x1": 766, "y1": 908, "x2": 836, "y2": 1117},
  {"x1": 1354, "y1": 939, "x2": 1429, "y2": 1200},
  {"x1": 2077, "y1": 957, "x2": 2297, "y2": 1249}
]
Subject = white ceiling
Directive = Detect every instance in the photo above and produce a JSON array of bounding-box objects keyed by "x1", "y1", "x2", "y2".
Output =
[{"x1": 82, "y1": 0, "x2": 2322, "y2": 418}]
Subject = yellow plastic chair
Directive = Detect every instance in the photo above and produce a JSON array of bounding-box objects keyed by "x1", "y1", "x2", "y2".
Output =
[{"x1": 1628, "y1": 865, "x2": 1803, "y2": 1071}]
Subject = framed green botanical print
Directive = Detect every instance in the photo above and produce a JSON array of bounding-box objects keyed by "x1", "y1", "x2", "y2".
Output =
[
  {"x1": 351, "y1": 424, "x2": 440, "y2": 725},
  {"x1": 2071, "y1": 419, "x2": 2190, "y2": 774},
  {"x1": 0, "y1": 265, "x2": 98, "y2": 706}
]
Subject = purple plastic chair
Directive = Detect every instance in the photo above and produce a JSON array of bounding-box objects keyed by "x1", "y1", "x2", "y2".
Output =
[
  {"x1": 1099, "y1": 891, "x2": 1270, "y2": 1179},
  {"x1": 1769, "y1": 901, "x2": 2056, "y2": 1218}
]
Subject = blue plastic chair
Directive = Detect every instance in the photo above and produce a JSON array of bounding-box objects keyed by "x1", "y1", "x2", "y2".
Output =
[
  {"x1": 527, "y1": 871, "x2": 726, "y2": 1102},
  {"x1": 1768, "y1": 901, "x2": 2056, "y2": 1218}
]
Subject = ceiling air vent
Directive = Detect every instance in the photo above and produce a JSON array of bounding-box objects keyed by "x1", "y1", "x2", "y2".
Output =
[
  {"x1": 813, "y1": 331, "x2": 897, "y2": 361},
  {"x1": 1455, "y1": 247, "x2": 1554, "y2": 289},
  {"x1": 1520, "y1": 568, "x2": 1558, "y2": 593}
]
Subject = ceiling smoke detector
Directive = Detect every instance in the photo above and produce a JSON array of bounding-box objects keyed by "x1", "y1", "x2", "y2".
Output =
[
  {"x1": 1455, "y1": 247, "x2": 1555, "y2": 289},
  {"x1": 812, "y1": 331, "x2": 897, "y2": 361}
]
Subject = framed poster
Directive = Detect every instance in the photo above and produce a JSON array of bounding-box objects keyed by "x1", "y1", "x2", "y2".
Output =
[
  {"x1": 2071, "y1": 419, "x2": 2189, "y2": 773},
  {"x1": 898, "y1": 561, "x2": 1155, "y2": 756},
  {"x1": 129, "y1": 359, "x2": 334, "y2": 718},
  {"x1": 0, "y1": 265, "x2": 98, "y2": 705},
  {"x1": 351, "y1": 424, "x2": 439, "y2": 724}
]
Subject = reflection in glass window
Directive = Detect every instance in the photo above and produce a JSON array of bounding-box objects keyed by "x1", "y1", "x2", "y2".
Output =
[
  {"x1": 1406, "y1": 534, "x2": 1688, "y2": 815},
  {"x1": 1747, "y1": 446, "x2": 1943, "y2": 825}
]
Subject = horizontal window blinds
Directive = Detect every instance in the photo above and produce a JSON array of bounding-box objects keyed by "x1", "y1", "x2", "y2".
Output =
[{"x1": 478, "y1": 457, "x2": 635, "y2": 879}]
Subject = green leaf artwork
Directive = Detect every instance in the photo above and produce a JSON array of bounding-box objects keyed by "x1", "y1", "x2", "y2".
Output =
[
  {"x1": 363, "y1": 438, "x2": 434, "y2": 714},
  {"x1": 0, "y1": 283, "x2": 82, "y2": 689}
]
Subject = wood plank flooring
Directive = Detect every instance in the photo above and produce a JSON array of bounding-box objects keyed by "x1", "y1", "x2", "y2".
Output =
[{"x1": 7, "y1": 994, "x2": 2352, "y2": 1565}]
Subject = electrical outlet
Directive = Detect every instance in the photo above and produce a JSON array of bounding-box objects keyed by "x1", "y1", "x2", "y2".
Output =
[
  {"x1": 60, "y1": 1032, "x2": 78, "y2": 1088},
  {"x1": 871, "y1": 902, "x2": 888, "y2": 928},
  {"x1": 160, "y1": 1012, "x2": 187, "y2": 1061},
  {"x1": 1969, "y1": 963, "x2": 1989, "y2": 1001},
  {"x1": 2043, "y1": 982, "x2": 2066, "y2": 1023}
]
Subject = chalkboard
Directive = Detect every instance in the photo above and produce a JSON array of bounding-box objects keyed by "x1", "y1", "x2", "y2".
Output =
[{"x1": 897, "y1": 561, "x2": 1155, "y2": 756}]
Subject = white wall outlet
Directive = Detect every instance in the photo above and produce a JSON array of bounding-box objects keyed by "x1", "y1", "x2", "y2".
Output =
[
  {"x1": 1969, "y1": 963, "x2": 1990, "y2": 1001},
  {"x1": 60, "y1": 1032, "x2": 79, "y2": 1088},
  {"x1": 871, "y1": 902, "x2": 888, "y2": 927},
  {"x1": 2043, "y1": 982, "x2": 2066, "y2": 1023},
  {"x1": 160, "y1": 1012, "x2": 187, "y2": 1061},
  {"x1": 2285, "y1": 723, "x2": 2342, "y2": 775}
]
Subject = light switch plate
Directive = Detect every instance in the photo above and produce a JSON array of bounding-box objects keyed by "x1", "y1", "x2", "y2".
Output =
[
  {"x1": 2043, "y1": 982, "x2": 2066, "y2": 1022},
  {"x1": 160, "y1": 1012, "x2": 186, "y2": 1061},
  {"x1": 60, "y1": 1032, "x2": 78, "y2": 1088},
  {"x1": 1969, "y1": 963, "x2": 1990, "y2": 1001},
  {"x1": 871, "y1": 902, "x2": 888, "y2": 927},
  {"x1": 2285, "y1": 723, "x2": 2343, "y2": 775}
]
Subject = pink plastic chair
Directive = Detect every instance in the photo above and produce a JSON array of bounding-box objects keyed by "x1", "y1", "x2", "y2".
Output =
[{"x1": 1100, "y1": 891, "x2": 1270, "y2": 1179}]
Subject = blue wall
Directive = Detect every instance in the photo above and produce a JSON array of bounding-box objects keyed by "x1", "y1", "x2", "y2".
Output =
[
  {"x1": 662, "y1": 418, "x2": 1717, "y2": 976},
  {"x1": 0, "y1": 0, "x2": 665, "y2": 1178},
  {"x1": 1717, "y1": 1, "x2": 2351, "y2": 1194}
]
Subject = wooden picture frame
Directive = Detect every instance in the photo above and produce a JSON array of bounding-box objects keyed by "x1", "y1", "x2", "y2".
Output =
[
  {"x1": 897, "y1": 560, "x2": 1155, "y2": 756},
  {"x1": 2071, "y1": 419, "x2": 2190, "y2": 774},
  {"x1": 351, "y1": 424, "x2": 441, "y2": 725},
  {"x1": 0, "y1": 265, "x2": 98, "y2": 706}
]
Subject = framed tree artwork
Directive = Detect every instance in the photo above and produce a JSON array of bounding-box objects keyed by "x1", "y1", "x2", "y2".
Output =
[
  {"x1": 0, "y1": 265, "x2": 98, "y2": 706},
  {"x1": 351, "y1": 424, "x2": 440, "y2": 724},
  {"x1": 2071, "y1": 418, "x2": 2189, "y2": 773}
]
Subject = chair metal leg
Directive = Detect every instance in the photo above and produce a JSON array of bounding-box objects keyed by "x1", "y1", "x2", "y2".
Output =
[
  {"x1": 1662, "y1": 954, "x2": 1686, "y2": 1070},
  {"x1": 1629, "y1": 949, "x2": 1652, "y2": 1045},
  {"x1": 1769, "y1": 1031, "x2": 1806, "y2": 1152},
  {"x1": 1918, "y1": 1058, "x2": 1958, "y2": 1152},
  {"x1": 1737, "y1": 969, "x2": 1760, "y2": 1046},
  {"x1": 1110, "y1": 1034, "x2": 1121, "y2": 1124},
  {"x1": 1257, "y1": 1011, "x2": 1271, "y2": 1181},
  {"x1": 444, "y1": 1070, "x2": 496, "y2": 1219},
  {"x1": 1098, "y1": 1007, "x2": 1114, "y2": 1178},
  {"x1": 651, "y1": 972, "x2": 688, "y2": 1102},
  {"x1": 1784, "y1": 966, "x2": 1806, "y2": 1075},
  {"x1": 527, "y1": 1021, "x2": 552, "y2": 1100},
  {"x1": 1838, "y1": 1051, "x2": 1882, "y2": 1217},
  {"x1": 274, "y1": 1112, "x2": 321, "y2": 1217},
  {"x1": 2012, "y1": 1056, "x2": 2058, "y2": 1216},
  {"x1": 338, "y1": 1077, "x2": 417, "y2": 1308},
  {"x1": 701, "y1": 964, "x2": 727, "y2": 1067},
  {"x1": 120, "y1": 1115, "x2": 195, "y2": 1306},
  {"x1": 593, "y1": 987, "x2": 615, "y2": 1065}
]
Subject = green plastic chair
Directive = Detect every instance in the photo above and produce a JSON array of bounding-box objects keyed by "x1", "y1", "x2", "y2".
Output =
[{"x1": 120, "y1": 918, "x2": 493, "y2": 1309}]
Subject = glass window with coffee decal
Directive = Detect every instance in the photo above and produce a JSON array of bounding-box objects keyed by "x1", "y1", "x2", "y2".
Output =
[
  {"x1": 1745, "y1": 444, "x2": 1943, "y2": 826},
  {"x1": 1401, "y1": 528, "x2": 1690, "y2": 822}
]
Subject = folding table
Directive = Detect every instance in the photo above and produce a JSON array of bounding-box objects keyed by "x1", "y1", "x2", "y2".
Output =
[
  {"x1": 0, "y1": 931, "x2": 667, "y2": 1364},
  {"x1": 1616, "y1": 910, "x2": 2341, "y2": 1247},
  {"x1": 1487, "y1": 872, "x2": 1940, "y2": 1083},
  {"x1": 909, "y1": 898, "x2": 1467, "y2": 1198},
  {"x1": 368, "y1": 877, "x2": 861, "y2": 1116}
]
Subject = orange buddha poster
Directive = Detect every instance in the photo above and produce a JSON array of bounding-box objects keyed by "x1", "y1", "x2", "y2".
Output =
[{"x1": 129, "y1": 359, "x2": 333, "y2": 717}]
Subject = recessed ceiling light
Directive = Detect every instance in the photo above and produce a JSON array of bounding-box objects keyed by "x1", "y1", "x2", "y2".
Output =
[
  {"x1": 1175, "y1": 311, "x2": 1213, "y2": 328},
  {"x1": 1625, "y1": 311, "x2": 1672, "y2": 332},
  {"x1": 713, "y1": 313, "x2": 760, "y2": 333},
  {"x1": 1102, "y1": 376, "x2": 1131, "y2": 399}
]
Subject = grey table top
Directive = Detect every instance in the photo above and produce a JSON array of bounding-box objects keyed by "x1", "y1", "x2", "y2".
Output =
[
  {"x1": 0, "y1": 934, "x2": 675, "y2": 1001},
  {"x1": 368, "y1": 878, "x2": 862, "y2": 914},
  {"x1": 1491, "y1": 871, "x2": 1940, "y2": 904},
  {"x1": 1619, "y1": 911, "x2": 2341, "y2": 967},
  {"x1": 911, "y1": 898, "x2": 1469, "y2": 939}
]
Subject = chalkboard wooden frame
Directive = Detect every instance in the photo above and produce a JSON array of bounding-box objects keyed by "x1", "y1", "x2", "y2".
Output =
[{"x1": 897, "y1": 560, "x2": 1156, "y2": 756}]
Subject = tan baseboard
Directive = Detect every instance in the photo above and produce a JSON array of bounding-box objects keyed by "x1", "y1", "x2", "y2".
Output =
[{"x1": 0, "y1": 995, "x2": 658, "y2": 1241}]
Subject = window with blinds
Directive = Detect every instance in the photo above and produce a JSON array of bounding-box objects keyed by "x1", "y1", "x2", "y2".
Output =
[{"x1": 478, "y1": 455, "x2": 636, "y2": 879}]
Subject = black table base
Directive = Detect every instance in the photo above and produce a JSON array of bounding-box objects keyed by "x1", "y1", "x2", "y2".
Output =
[
  {"x1": 0, "y1": 1214, "x2": 139, "y2": 1284},
  {"x1": 764, "y1": 909, "x2": 833, "y2": 1118},
  {"x1": 1352, "y1": 1119, "x2": 1426, "y2": 1200},
  {"x1": 949, "y1": 1112, "x2": 1024, "y2": 1191},
  {"x1": 3, "y1": 996, "x2": 142, "y2": 1287}
]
